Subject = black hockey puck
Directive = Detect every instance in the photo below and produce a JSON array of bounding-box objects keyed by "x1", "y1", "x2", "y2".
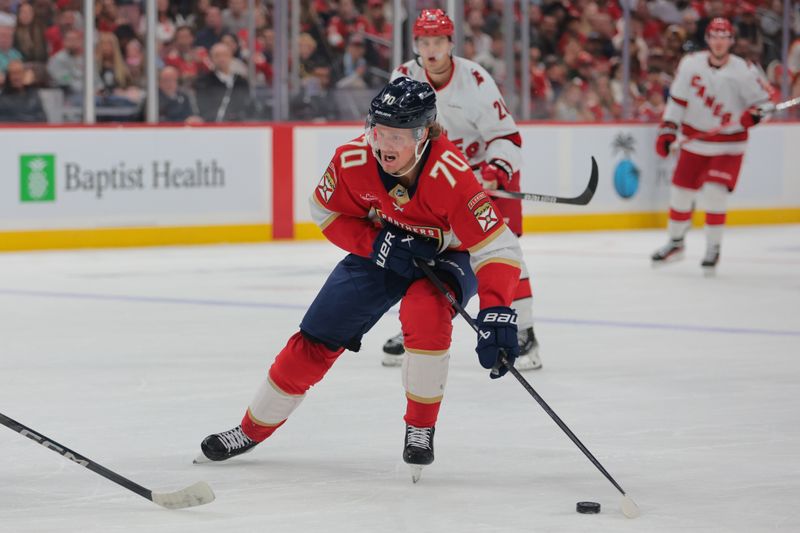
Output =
[{"x1": 576, "y1": 501, "x2": 601, "y2": 514}]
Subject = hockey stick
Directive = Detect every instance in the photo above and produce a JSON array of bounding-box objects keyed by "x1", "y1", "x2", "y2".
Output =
[
  {"x1": 0, "y1": 412, "x2": 215, "y2": 509},
  {"x1": 675, "y1": 96, "x2": 800, "y2": 149},
  {"x1": 487, "y1": 156, "x2": 598, "y2": 205},
  {"x1": 416, "y1": 261, "x2": 640, "y2": 519}
]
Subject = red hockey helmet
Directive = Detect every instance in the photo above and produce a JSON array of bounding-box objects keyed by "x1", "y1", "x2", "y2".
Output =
[
  {"x1": 705, "y1": 17, "x2": 734, "y2": 38},
  {"x1": 413, "y1": 9, "x2": 454, "y2": 38}
]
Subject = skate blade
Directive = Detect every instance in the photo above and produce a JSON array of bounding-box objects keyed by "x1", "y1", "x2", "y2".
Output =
[
  {"x1": 193, "y1": 453, "x2": 212, "y2": 464},
  {"x1": 381, "y1": 355, "x2": 403, "y2": 367},
  {"x1": 702, "y1": 266, "x2": 717, "y2": 278},
  {"x1": 651, "y1": 251, "x2": 685, "y2": 268},
  {"x1": 515, "y1": 352, "x2": 542, "y2": 371},
  {"x1": 410, "y1": 465, "x2": 424, "y2": 483}
]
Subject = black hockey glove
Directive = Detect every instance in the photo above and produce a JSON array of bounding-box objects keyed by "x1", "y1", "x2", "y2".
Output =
[
  {"x1": 476, "y1": 306, "x2": 519, "y2": 379},
  {"x1": 371, "y1": 224, "x2": 438, "y2": 279}
]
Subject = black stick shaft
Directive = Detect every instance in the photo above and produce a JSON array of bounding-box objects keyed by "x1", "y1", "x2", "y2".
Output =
[
  {"x1": 487, "y1": 156, "x2": 598, "y2": 205},
  {"x1": 417, "y1": 261, "x2": 628, "y2": 497},
  {"x1": 0, "y1": 412, "x2": 153, "y2": 502}
]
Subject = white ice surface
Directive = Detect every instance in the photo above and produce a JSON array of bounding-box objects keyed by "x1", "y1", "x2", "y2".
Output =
[{"x1": 0, "y1": 226, "x2": 798, "y2": 533}]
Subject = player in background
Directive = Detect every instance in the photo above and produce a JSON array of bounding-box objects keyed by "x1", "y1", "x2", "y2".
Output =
[
  {"x1": 381, "y1": 9, "x2": 541, "y2": 370},
  {"x1": 197, "y1": 77, "x2": 523, "y2": 481},
  {"x1": 652, "y1": 17, "x2": 774, "y2": 274}
]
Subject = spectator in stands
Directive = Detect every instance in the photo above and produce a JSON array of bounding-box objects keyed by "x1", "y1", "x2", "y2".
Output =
[
  {"x1": 222, "y1": 0, "x2": 248, "y2": 36},
  {"x1": 0, "y1": 59, "x2": 45, "y2": 121},
  {"x1": 95, "y1": 31, "x2": 142, "y2": 104},
  {"x1": 554, "y1": 79, "x2": 594, "y2": 121},
  {"x1": 194, "y1": 6, "x2": 227, "y2": 51},
  {"x1": 194, "y1": 41, "x2": 251, "y2": 122},
  {"x1": 219, "y1": 33, "x2": 247, "y2": 77},
  {"x1": 293, "y1": 59, "x2": 337, "y2": 121},
  {"x1": 735, "y1": 3, "x2": 761, "y2": 47},
  {"x1": 465, "y1": 9, "x2": 492, "y2": 59},
  {"x1": 96, "y1": 0, "x2": 119, "y2": 33},
  {"x1": 363, "y1": 0, "x2": 392, "y2": 70},
  {"x1": 124, "y1": 38, "x2": 147, "y2": 88},
  {"x1": 662, "y1": 24, "x2": 687, "y2": 74},
  {"x1": 543, "y1": 54, "x2": 567, "y2": 101},
  {"x1": 140, "y1": 0, "x2": 177, "y2": 44},
  {"x1": 298, "y1": 31, "x2": 326, "y2": 79},
  {"x1": 44, "y1": 7, "x2": 80, "y2": 55},
  {"x1": 185, "y1": 0, "x2": 211, "y2": 31},
  {"x1": 591, "y1": 73, "x2": 622, "y2": 120},
  {"x1": 13, "y1": 2, "x2": 47, "y2": 63},
  {"x1": 676, "y1": 11, "x2": 701, "y2": 52},
  {"x1": 165, "y1": 25, "x2": 208, "y2": 86},
  {"x1": 335, "y1": 32, "x2": 368, "y2": 89},
  {"x1": 47, "y1": 28, "x2": 83, "y2": 101},
  {"x1": 0, "y1": 21, "x2": 22, "y2": 82},
  {"x1": 326, "y1": 0, "x2": 368, "y2": 53},
  {"x1": 158, "y1": 65, "x2": 201, "y2": 123},
  {"x1": 475, "y1": 32, "x2": 506, "y2": 84}
]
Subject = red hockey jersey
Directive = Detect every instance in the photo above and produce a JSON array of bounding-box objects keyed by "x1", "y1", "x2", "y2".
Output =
[{"x1": 309, "y1": 134, "x2": 523, "y2": 309}]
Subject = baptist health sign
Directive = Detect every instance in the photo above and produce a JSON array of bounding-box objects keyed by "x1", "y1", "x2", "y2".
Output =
[{"x1": 2, "y1": 128, "x2": 271, "y2": 231}]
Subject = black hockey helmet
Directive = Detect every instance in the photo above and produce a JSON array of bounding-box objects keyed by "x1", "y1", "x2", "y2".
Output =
[{"x1": 367, "y1": 77, "x2": 437, "y2": 131}]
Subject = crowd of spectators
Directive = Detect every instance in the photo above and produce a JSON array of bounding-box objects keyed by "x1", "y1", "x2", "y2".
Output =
[{"x1": 0, "y1": 0, "x2": 797, "y2": 123}]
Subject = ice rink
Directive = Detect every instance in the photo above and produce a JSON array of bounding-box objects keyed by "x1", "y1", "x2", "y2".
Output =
[{"x1": 1, "y1": 225, "x2": 798, "y2": 533}]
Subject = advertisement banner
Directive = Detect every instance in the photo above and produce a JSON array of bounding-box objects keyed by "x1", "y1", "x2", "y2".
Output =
[
  {"x1": 292, "y1": 123, "x2": 800, "y2": 224},
  {"x1": 0, "y1": 128, "x2": 271, "y2": 230}
]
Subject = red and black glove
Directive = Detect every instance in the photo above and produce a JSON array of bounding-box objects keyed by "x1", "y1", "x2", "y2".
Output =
[
  {"x1": 655, "y1": 121, "x2": 678, "y2": 158},
  {"x1": 480, "y1": 160, "x2": 513, "y2": 190},
  {"x1": 740, "y1": 102, "x2": 776, "y2": 129}
]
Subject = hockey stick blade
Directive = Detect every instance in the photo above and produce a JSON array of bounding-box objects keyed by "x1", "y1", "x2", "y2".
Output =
[
  {"x1": 151, "y1": 481, "x2": 216, "y2": 509},
  {"x1": 488, "y1": 156, "x2": 598, "y2": 205},
  {"x1": 0, "y1": 412, "x2": 215, "y2": 510}
]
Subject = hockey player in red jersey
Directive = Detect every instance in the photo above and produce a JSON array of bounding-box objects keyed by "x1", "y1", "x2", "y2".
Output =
[
  {"x1": 196, "y1": 78, "x2": 523, "y2": 480},
  {"x1": 381, "y1": 9, "x2": 542, "y2": 370},
  {"x1": 652, "y1": 17, "x2": 774, "y2": 275}
]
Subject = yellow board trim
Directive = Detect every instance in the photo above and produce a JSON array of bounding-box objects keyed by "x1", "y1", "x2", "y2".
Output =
[
  {"x1": 2, "y1": 208, "x2": 796, "y2": 252},
  {"x1": 0, "y1": 224, "x2": 272, "y2": 252}
]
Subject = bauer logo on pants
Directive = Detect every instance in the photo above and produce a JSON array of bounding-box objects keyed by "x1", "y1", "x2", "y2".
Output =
[
  {"x1": 19, "y1": 154, "x2": 56, "y2": 202},
  {"x1": 473, "y1": 202, "x2": 499, "y2": 232}
]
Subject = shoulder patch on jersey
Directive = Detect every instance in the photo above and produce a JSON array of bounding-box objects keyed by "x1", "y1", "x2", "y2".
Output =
[
  {"x1": 467, "y1": 191, "x2": 488, "y2": 210},
  {"x1": 473, "y1": 201, "x2": 500, "y2": 233},
  {"x1": 397, "y1": 65, "x2": 410, "y2": 76},
  {"x1": 471, "y1": 69, "x2": 485, "y2": 86},
  {"x1": 317, "y1": 165, "x2": 336, "y2": 203}
]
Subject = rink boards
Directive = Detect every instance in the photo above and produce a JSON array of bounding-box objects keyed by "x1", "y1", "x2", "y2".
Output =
[{"x1": 1, "y1": 122, "x2": 798, "y2": 250}]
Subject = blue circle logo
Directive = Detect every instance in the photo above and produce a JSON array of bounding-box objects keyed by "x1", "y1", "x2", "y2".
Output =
[{"x1": 613, "y1": 159, "x2": 639, "y2": 199}]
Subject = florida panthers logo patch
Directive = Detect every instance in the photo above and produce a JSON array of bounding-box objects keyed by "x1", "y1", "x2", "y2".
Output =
[
  {"x1": 473, "y1": 202, "x2": 499, "y2": 232},
  {"x1": 317, "y1": 170, "x2": 336, "y2": 203}
]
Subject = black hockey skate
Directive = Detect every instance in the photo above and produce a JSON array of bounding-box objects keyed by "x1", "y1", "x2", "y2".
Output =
[
  {"x1": 516, "y1": 326, "x2": 542, "y2": 370},
  {"x1": 381, "y1": 332, "x2": 404, "y2": 367},
  {"x1": 194, "y1": 425, "x2": 258, "y2": 464},
  {"x1": 701, "y1": 245, "x2": 720, "y2": 277},
  {"x1": 651, "y1": 239, "x2": 685, "y2": 266},
  {"x1": 403, "y1": 425, "x2": 435, "y2": 483}
]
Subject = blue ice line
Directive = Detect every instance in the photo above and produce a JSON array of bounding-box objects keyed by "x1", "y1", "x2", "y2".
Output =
[{"x1": 1, "y1": 288, "x2": 798, "y2": 338}]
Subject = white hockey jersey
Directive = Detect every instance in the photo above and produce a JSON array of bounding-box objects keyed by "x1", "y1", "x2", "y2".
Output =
[
  {"x1": 390, "y1": 56, "x2": 522, "y2": 175},
  {"x1": 663, "y1": 51, "x2": 772, "y2": 156}
]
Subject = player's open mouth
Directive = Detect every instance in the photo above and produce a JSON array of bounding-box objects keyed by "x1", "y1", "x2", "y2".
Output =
[{"x1": 383, "y1": 153, "x2": 397, "y2": 163}]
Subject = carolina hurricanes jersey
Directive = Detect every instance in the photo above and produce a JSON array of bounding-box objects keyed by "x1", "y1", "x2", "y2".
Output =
[
  {"x1": 309, "y1": 134, "x2": 523, "y2": 309},
  {"x1": 390, "y1": 56, "x2": 522, "y2": 176},
  {"x1": 663, "y1": 51, "x2": 771, "y2": 156}
]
